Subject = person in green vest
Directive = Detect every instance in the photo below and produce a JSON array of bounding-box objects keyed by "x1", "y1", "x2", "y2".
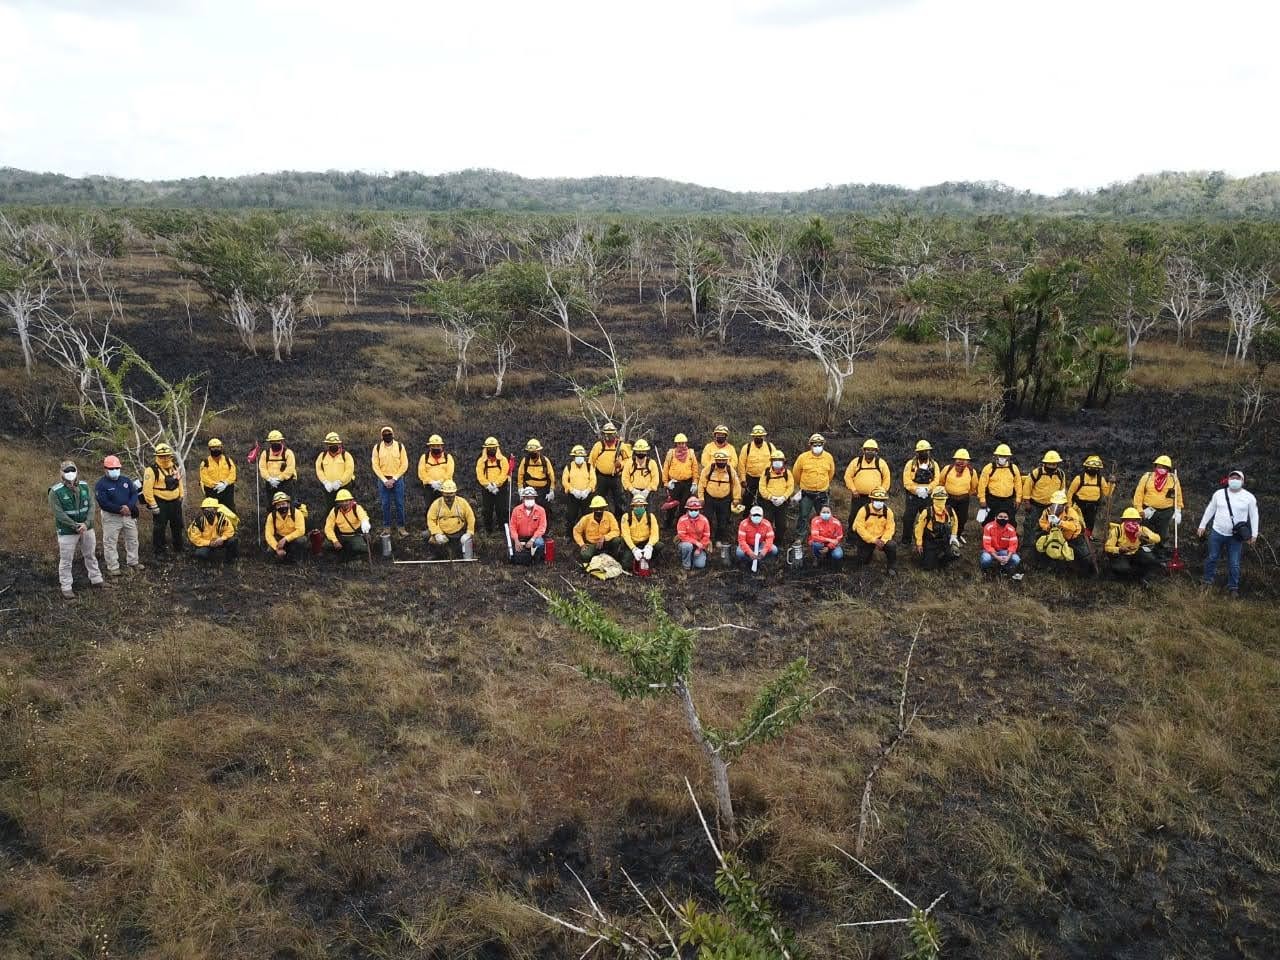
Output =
[{"x1": 49, "y1": 459, "x2": 111, "y2": 600}]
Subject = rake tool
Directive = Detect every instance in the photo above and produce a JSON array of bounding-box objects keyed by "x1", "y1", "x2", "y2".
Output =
[{"x1": 1167, "y1": 470, "x2": 1187, "y2": 574}]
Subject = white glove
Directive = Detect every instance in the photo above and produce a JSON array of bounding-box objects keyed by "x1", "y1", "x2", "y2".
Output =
[
  {"x1": 791, "y1": 491, "x2": 802, "y2": 503},
  {"x1": 134, "y1": 478, "x2": 144, "y2": 491},
  {"x1": 1142, "y1": 506, "x2": 1155, "y2": 520},
  {"x1": 214, "y1": 481, "x2": 227, "y2": 493},
  {"x1": 268, "y1": 477, "x2": 280, "y2": 488},
  {"x1": 1049, "y1": 515, "x2": 1060, "y2": 527},
  {"x1": 950, "y1": 536, "x2": 959, "y2": 546},
  {"x1": 460, "y1": 533, "x2": 473, "y2": 545},
  {"x1": 667, "y1": 480, "x2": 676, "y2": 490},
  {"x1": 359, "y1": 519, "x2": 371, "y2": 534},
  {"x1": 545, "y1": 489, "x2": 555, "y2": 502},
  {"x1": 1173, "y1": 510, "x2": 1182, "y2": 525},
  {"x1": 975, "y1": 508, "x2": 989, "y2": 524},
  {"x1": 633, "y1": 547, "x2": 644, "y2": 561},
  {"x1": 431, "y1": 481, "x2": 442, "y2": 491},
  {"x1": 486, "y1": 483, "x2": 498, "y2": 494},
  {"x1": 433, "y1": 533, "x2": 448, "y2": 544},
  {"x1": 690, "y1": 485, "x2": 698, "y2": 496},
  {"x1": 643, "y1": 545, "x2": 653, "y2": 560},
  {"x1": 915, "y1": 486, "x2": 928, "y2": 498},
  {"x1": 772, "y1": 496, "x2": 784, "y2": 506},
  {"x1": 1141, "y1": 544, "x2": 1153, "y2": 553}
]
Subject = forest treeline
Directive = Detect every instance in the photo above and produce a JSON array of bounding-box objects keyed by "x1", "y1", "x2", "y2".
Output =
[{"x1": 3, "y1": 167, "x2": 1280, "y2": 218}]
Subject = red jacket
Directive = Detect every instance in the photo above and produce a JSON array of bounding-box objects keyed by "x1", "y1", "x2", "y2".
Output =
[
  {"x1": 809, "y1": 514, "x2": 844, "y2": 548},
  {"x1": 737, "y1": 518, "x2": 776, "y2": 555},
  {"x1": 676, "y1": 512, "x2": 712, "y2": 550},
  {"x1": 509, "y1": 503, "x2": 547, "y2": 540},
  {"x1": 981, "y1": 519, "x2": 1019, "y2": 555}
]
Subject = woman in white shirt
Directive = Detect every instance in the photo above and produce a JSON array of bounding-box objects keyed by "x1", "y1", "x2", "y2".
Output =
[{"x1": 1197, "y1": 469, "x2": 1259, "y2": 596}]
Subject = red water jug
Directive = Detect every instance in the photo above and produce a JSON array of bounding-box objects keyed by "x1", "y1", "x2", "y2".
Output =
[
  {"x1": 544, "y1": 537, "x2": 555, "y2": 564},
  {"x1": 308, "y1": 529, "x2": 324, "y2": 556}
]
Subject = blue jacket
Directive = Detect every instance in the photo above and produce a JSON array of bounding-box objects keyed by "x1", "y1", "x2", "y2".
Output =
[{"x1": 95, "y1": 474, "x2": 140, "y2": 518}]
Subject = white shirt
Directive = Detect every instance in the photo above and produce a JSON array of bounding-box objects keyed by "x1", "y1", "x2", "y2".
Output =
[{"x1": 1198, "y1": 487, "x2": 1259, "y2": 538}]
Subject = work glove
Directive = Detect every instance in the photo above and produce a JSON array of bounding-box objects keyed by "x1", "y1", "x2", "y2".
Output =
[
  {"x1": 950, "y1": 536, "x2": 960, "y2": 546},
  {"x1": 915, "y1": 486, "x2": 928, "y2": 498},
  {"x1": 460, "y1": 533, "x2": 473, "y2": 545},
  {"x1": 268, "y1": 477, "x2": 280, "y2": 488},
  {"x1": 360, "y1": 519, "x2": 371, "y2": 534},
  {"x1": 431, "y1": 481, "x2": 442, "y2": 491},
  {"x1": 666, "y1": 480, "x2": 676, "y2": 490},
  {"x1": 433, "y1": 533, "x2": 448, "y2": 545},
  {"x1": 791, "y1": 491, "x2": 802, "y2": 503},
  {"x1": 1142, "y1": 506, "x2": 1155, "y2": 520},
  {"x1": 642, "y1": 545, "x2": 653, "y2": 560},
  {"x1": 545, "y1": 489, "x2": 555, "y2": 502},
  {"x1": 772, "y1": 496, "x2": 784, "y2": 506},
  {"x1": 1141, "y1": 544, "x2": 1153, "y2": 553},
  {"x1": 1173, "y1": 510, "x2": 1182, "y2": 525},
  {"x1": 486, "y1": 483, "x2": 498, "y2": 494},
  {"x1": 633, "y1": 547, "x2": 644, "y2": 561},
  {"x1": 1049, "y1": 515, "x2": 1060, "y2": 527},
  {"x1": 214, "y1": 481, "x2": 227, "y2": 493},
  {"x1": 975, "y1": 508, "x2": 989, "y2": 524}
]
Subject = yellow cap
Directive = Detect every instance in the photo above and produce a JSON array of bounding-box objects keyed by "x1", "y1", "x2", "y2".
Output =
[
  {"x1": 1084, "y1": 454, "x2": 1104, "y2": 468},
  {"x1": 862, "y1": 438, "x2": 878, "y2": 450},
  {"x1": 441, "y1": 480, "x2": 458, "y2": 494},
  {"x1": 428, "y1": 434, "x2": 444, "y2": 446},
  {"x1": 571, "y1": 444, "x2": 586, "y2": 456},
  {"x1": 713, "y1": 450, "x2": 730, "y2": 461},
  {"x1": 631, "y1": 491, "x2": 648, "y2": 505},
  {"x1": 1122, "y1": 507, "x2": 1141, "y2": 519},
  {"x1": 915, "y1": 439, "x2": 932, "y2": 453},
  {"x1": 871, "y1": 487, "x2": 888, "y2": 500},
  {"x1": 271, "y1": 491, "x2": 290, "y2": 504},
  {"x1": 602, "y1": 422, "x2": 617, "y2": 433},
  {"x1": 953, "y1": 448, "x2": 970, "y2": 460},
  {"x1": 809, "y1": 433, "x2": 825, "y2": 445},
  {"x1": 589, "y1": 495, "x2": 608, "y2": 509},
  {"x1": 1050, "y1": 490, "x2": 1068, "y2": 504},
  {"x1": 335, "y1": 489, "x2": 354, "y2": 502},
  {"x1": 154, "y1": 442, "x2": 174, "y2": 456},
  {"x1": 207, "y1": 438, "x2": 222, "y2": 448},
  {"x1": 633, "y1": 439, "x2": 650, "y2": 453},
  {"x1": 931, "y1": 486, "x2": 948, "y2": 500},
  {"x1": 266, "y1": 430, "x2": 284, "y2": 442},
  {"x1": 526, "y1": 439, "x2": 542, "y2": 452},
  {"x1": 200, "y1": 497, "x2": 219, "y2": 509},
  {"x1": 484, "y1": 436, "x2": 499, "y2": 447},
  {"x1": 994, "y1": 443, "x2": 1012, "y2": 457},
  {"x1": 1042, "y1": 450, "x2": 1062, "y2": 465},
  {"x1": 714, "y1": 424, "x2": 729, "y2": 435},
  {"x1": 1154, "y1": 455, "x2": 1172, "y2": 468},
  {"x1": 674, "y1": 433, "x2": 688, "y2": 443}
]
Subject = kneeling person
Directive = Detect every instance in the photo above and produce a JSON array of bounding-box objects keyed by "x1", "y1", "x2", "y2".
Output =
[
  {"x1": 809, "y1": 503, "x2": 844, "y2": 569},
  {"x1": 979, "y1": 510, "x2": 1020, "y2": 576},
  {"x1": 621, "y1": 491, "x2": 661, "y2": 571},
  {"x1": 508, "y1": 487, "x2": 547, "y2": 564},
  {"x1": 853, "y1": 488, "x2": 897, "y2": 574},
  {"x1": 736, "y1": 504, "x2": 778, "y2": 569},
  {"x1": 266, "y1": 491, "x2": 309, "y2": 562},
  {"x1": 1105, "y1": 507, "x2": 1161, "y2": 581},
  {"x1": 325, "y1": 489, "x2": 371, "y2": 558},
  {"x1": 427, "y1": 480, "x2": 476, "y2": 559},
  {"x1": 574, "y1": 495, "x2": 625, "y2": 563},
  {"x1": 915, "y1": 486, "x2": 960, "y2": 571},
  {"x1": 188, "y1": 497, "x2": 239, "y2": 563},
  {"x1": 1036, "y1": 491, "x2": 1091, "y2": 573},
  {"x1": 676, "y1": 497, "x2": 711, "y2": 571}
]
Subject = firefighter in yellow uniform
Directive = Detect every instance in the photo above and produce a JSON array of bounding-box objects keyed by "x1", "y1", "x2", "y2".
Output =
[
  {"x1": 900, "y1": 440, "x2": 940, "y2": 545},
  {"x1": 621, "y1": 491, "x2": 662, "y2": 569},
  {"x1": 574, "y1": 495, "x2": 625, "y2": 562},
  {"x1": 1133, "y1": 454, "x2": 1183, "y2": 560},
  {"x1": 258, "y1": 429, "x2": 298, "y2": 497},
  {"x1": 937, "y1": 449, "x2": 979, "y2": 536},
  {"x1": 792, "y1": 433, "x2": 836, "y2": 542},
  {"x1": 853, "y1": 487, "x2": 897, "y2": 574},
  {"x1": 913, "y1": 486, "x2": 960, "y2": 571},
  {"x1": 426, "y1": 479, "x2": 476, "y2": 559},
  {"x1": 315, "y1": 431, "x2": 355, "y2": 513},
  {"x1": 325, "y1": 488, "x2": 371, "y2": 559},
  {"x1": 1021, "y1": 450, "x2": 1067, "y2": 557},
  {"x1": 143, "y1": 441, "x2": 185, "y2": 556},
  {"x1": 1067, "y1": 454, "x2": 1114, "y2": 538},
  {"x1": 661, "y1": 433, "x2": 700, "y2": 531},
  {"x1": 757, "y1": 450, "x2": 794, "y2": 538},
  {"x1": 187, "y1": 497, "x2": 239, "y2": 563},
  {"x1": 622, "y1": 439, "x2": 661, "y2": 503},
  {"x1": 977, "y1": 443, "x2": 1022, "y2": 528},
  {"x1": 589, "y1": 423, "x2": 631, "y2": 515},
  {"x1": 738, "y1": 425, "x2": 775, "y2": 505},
  {"x1": 844, "y1": 439, "x2": 891, "y2": 543},
  {"x1": 518, "y1": 439, "x2": 556, "y2": 518},
  {"x1": 699, "y1": 450, "x2": 742, "y2": 548},
  {"x1": 371, "y1": 426, "x2": 410, "y2": 537},
  {"x1": 417, "y1": 434, "x2": 455, "y2": 518},
  {"x1": 1036, "y1": 490, "x2": 1091, "y2": 574},
  {"x1": 1105, "y1": 506, "x2": 1161, "y2": 581},
  {"x1": 475, "y1": 437, "x2": 511, "y2": 534},
  {"x1": 265, "y1": 491, "x2": 309, "y2": 562},
  {"x1": 199, "y1": 438, "x2": 237, "y2": 510},
  {"x1": 700, "y1": 424, "x2": 734, "y2": 470},
  {"x1": 562, "y1": 444, "x2": 597, "y2": 538}
]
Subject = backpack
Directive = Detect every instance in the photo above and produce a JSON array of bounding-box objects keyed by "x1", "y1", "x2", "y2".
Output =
[{"x1": 1036, "y1": 527, "x2": 1074, "y2": 561}]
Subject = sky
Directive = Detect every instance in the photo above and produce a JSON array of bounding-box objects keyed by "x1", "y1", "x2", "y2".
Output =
[{"x1": 0, "y1": 0, "x2": 1276, "y2": 195}]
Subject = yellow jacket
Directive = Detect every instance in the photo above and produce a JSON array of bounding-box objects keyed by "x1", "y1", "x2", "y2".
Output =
[
  {"x1": 590, "y1": 439, "x2": 631, "y2": 477},
  {"x1": 914, "y1": 505, "x2": 957, "y2": 548},
  {"x1": 738, "y1": 440, "x2": 776, "y2": 480},
  {"x1": 427, "y1": 497, "x2": 476, "y2": 537},
  {"x1": 1133, "y1": 472, "x2": 1183, "y2": 511},
  {"x1": 371, "y1": 440, "x2": 409, "y2": 481},
  {"x1": 1067, "y1": 472, "x2": 1114, "y2": 505},
  {"x1": 978, "y1": 462, "x2": 1022, "y2": 504},
  {"x1": 265, "y1": 504, "x2": 308, "y2": 550},
  {"x1": 621, "y1": 511, "x2": 660, "y2": 549},
  {"x1": 902, "y1": 457, "x2": 941, "y2": 491},
  {"x1": 1022, "y1": 467, "x2": 1067, "y2": 506},
  {"x1": 574, "y1": 510, "x2": 620, "y2": 547},
  {"x1": 623, "y1": 457, "x2": 661, "y2": 494},
  {"x1": 562, "y1": 460, "x2": 596, "y2": 494},
  {"x1": 187, "y1": 504, "x2": 239, "y2": 547},
  {"x1": 1038, "y1": 504, "x2": 1085, "y2": 540},
  {"x1": 258, "y1": 446, "x2": 297, "y2": 482},
  {"x1": 417, "y1": 452, "x2": 455, "y2": 486},
  {"x1": 793, "y1": 451, "x2": 836, "y2": 493},
  {"x1": 662, "y1": 448, "x2": 700, "y2": 484},
  {"x1": 758, "y1": 467, "x2": 795, "y2": 501},
  {"x1": 199, "y1": 453, "x2": 236, "y2": 488},
  {"x1": 699, "y1": 463, "x2": 742, "y2": 501},
  {"x1": 700, "y1": 440, "x2": 735, "y2": 471},
  {"x1": 845, "y1": 455, "x2": 891, "y2": 497},
  {"x1": 854, "y1": 505, "x2": 895, "y2": 543},
  {"x1": 325, "y1": 504, "x2": 369, "y2": 544},
  {"x1": 476, "y1": 452, "x2": 510, "y2": 487},
  {"x1": 143, "y1": 457, "x2": 184, "y2": 505},
  {"x1": 1105, "y1": 522, "x2": 1160, "y2": 555},
  {"x1": 518, "y1": 455, "x2": 555, "y2": 490},
  {"x1": 315, "y1": 450, "x2": 355, "y2": 486},
  {"x1": 938, "y1": 463, "x2": 979, "y2": 499}
]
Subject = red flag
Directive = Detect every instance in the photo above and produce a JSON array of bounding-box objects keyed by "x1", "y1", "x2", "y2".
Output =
[
  {"x1": 246, "y1": 441, "x2": 260, "y2": 465},
  {"x1": 508, "y1": 454, "x2": 516, "y2": 473}
]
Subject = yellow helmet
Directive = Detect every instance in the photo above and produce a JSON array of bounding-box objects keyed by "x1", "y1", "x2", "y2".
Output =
[
  {"x1": 589, "y1": 495, "x2": 608, "y2": 509},
  {"x1": 871, "y1": 487, "x2": 888, "y2": 500},
  {"x1": 484, "y1": 436, "x2": 499, "y2": 448},
  {"x1": 200, "y1": 497, "x2": 219, "y2": 509},
  {"x1": 750, "y1": 425, "x2": 767, "y2": 437},
  {"x1": 1050, "y1": 490, "x2": 1068, "y2": 505},
  {"x1": 713, "y1": 424, "x2": 729, "y2": 436},
  {"x1": 335, "y1": 489, "x2": 355, "y2": 503},
  {"x1": 915, "y1": 439, "x2": 932, "y2": 453},
  {"x1": 571, "y1": 444, "x2": 587, "y2": 457},
  {"x1": 207, "y1": 437, "x2": 223, "y2": 449},
  {"x1": 931, "y1": 486, "x2": 948, "y2": 500},
  {"x1": 266, "y1": 430, "x2": 284, "y2": 442},
  {"x1": 1121, "y1": 507, "x2": 1141, "y2": 520},
  {"x1": 525, "y1": 439, "x2": 542, "y2": 452},
  {"x1": 809, "y1": 433, "x2": 825, "y2": 445},
  {"x1": 428, "y1": 434, "x2": 444, "y2": 446},
  {"x1": 1042, "y1": 450, "x2": 1063, "y2": 465},
  {"x1": 1153, "y1": 454, "x2": 1173, "y2": 468},
  {"x1": 953, "y1": 448, "x2": 970, "y2": 460},
  {"x1": 271, "y1": 491, "x2": 290, "y2": 504},
  {"x1": 602, "y1": 422, "x2": 617, "y2": 434},
  {"x1": 674, "y1": 432, "x2": 688, "y2": 443},
  {"x1": 441, "y1": 480, "x2": 458, "y2": 494},
  {"x1": 713, "y1": 450, "x2": 730, "y2": 461},
  {"x1": 324, "y1": 431, "x2": 341, "y2": 444},
  {"x1": 154, "y1": 442, "x2": 174, "y2": 456},
  {"x1": 771, "y1": 450, "x2": 786, "y2": 461},
  {"x1": 994, "y1": 443, "x2": 1012, "y2": 457},
  {"x1": 1083, "y1": 454, "x2": 1104, "y2": 468},
  {"x1": 862, "y1": 438, "x2": 879, "y2": 450},
  {"x1": 633, "y1": 439, "x2": 651, "y2": 453}
]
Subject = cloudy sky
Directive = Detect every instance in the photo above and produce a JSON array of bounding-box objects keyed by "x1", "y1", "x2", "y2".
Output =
[{"x1": 0, "y1": 0, "x2": 1275, "y2": 195}]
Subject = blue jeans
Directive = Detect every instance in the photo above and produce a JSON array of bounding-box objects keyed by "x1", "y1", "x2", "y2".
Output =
[
  {"x1": 378, "y1": 478, "x2": 406, "y2": 527},
  {"x1": 811, "y1": 543, "x2": 844, "y2": 561},
  {"x1": 1203, "y1": 529, "x2": 1243, "y2": 591},
  {"x1": 736, "y1": 545, "x2": 779, "y2": 563},
  {"x1": 679, "y1": 541, "x2": 707, "y2": 569},
  {"x1": 980, "y1": 550, "x2": 1020, "y2": 571}
]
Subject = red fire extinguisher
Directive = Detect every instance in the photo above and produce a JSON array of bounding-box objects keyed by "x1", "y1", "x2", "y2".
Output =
[
  {"x1": 544, "y1": 537, "x2": 555, "y2": 564},
  {"x1": 309, "y1": 529, "x2": 324, "y2": 556}
]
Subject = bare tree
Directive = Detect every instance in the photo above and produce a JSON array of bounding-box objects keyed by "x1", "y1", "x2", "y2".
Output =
[
  {"x1": 33, "y1": 310, "x2": 119, "y2": 417},
  {"x1": 335, "y1": 248, "x2": 373, "y2": 310},
  {"x1": 1, "y1": 281, "x2": 49, "y2": 373},
  {"x1": 668, "y1": 225, "x2": 719, "y2": 333},
  {"x1": 1161, "y1": 253, "x2": 1218, "y2": 346},
  {"x1": 1221, "y1": 268, "x2": 1273, "y2": 363},
  {"x1": 268, "y1": 293, "x2": 301, "y2": 362},
  {"x1": 392, "y1": 223, "x2": 448, "y2": 280},
  {"x1": 224, "y1": 288, "x2": 258, "y2": 354},
  {"x1": 538, "y1": 266, "x2": 588, "y2": 358}
]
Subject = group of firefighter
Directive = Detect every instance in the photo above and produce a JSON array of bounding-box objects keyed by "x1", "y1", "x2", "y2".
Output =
[{"x1": 49, "y1": 419, "x2": 1259, "y2": 601}]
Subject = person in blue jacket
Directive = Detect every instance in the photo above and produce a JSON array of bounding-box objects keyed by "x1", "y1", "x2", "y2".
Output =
[{"x1": 95, "y1": 454, "x2": 144, "y2": 576}]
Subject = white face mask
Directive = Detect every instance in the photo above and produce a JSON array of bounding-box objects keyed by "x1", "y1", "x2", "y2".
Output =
[
  {"x1": 820, "y1": 511, "x2": 832, "y2": 520},
  {"x1": 812, "y1": 445, "x2": 824, "y2": 455},
  {"x1": 1228, "y1": 478, "x2": 1243, "y2": 492},
  {"x1": 688, "y1": 510, "x2": 700, "y2": 518},
  {"x1": 750, "y1": 513, "x2": 764, "y2": 523},
  {"x1": 771, "y1": 460, "x2": 783, "y2": 470},
  {"x1": 63, "y1": 470, "x2": 77, "y2": 483},
  {"x1": 524, "y1": 499, "x2": 536, "y2": 508},
  {"x1": 996, "y1": 457, "x2": 1009, "y2": 467},
  {"x1": 107, "y1": 469, "x2": 121, "y2": 479},
  {"x1": 872, "y1": 500, "x2": 885, "y2": 510},
  {"x1": 575, "y1": 456, "x2": 585, "y2": 465}
]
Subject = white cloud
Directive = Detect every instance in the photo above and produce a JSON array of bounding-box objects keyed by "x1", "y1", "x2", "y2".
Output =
[{"x1": 0, "y1": 0, "x2": 1276, "y2": 195}]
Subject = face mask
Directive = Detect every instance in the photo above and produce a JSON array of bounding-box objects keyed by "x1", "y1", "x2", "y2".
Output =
[
  {"x1": 750, "y1": 514, "x2": 763, "y2": 523},
  {"x1": 1085, "y1": 468, "x2": 1097, "y2": 476},
  {"x1": 820, "y1": 511, "x2": 832, "y2": 520},
  {"x1": 575, "y1": 456, "x2": 585, "y2": 465},
  {"x1": 210, "y1": 450, "x2": 222, "y2": 458},
  {"x1": 485, "y1": 447, "x2": 496, "y2": 456},
  {"x1": 715, "y1": 436, "x2": 726, "y2": 444},
  {"x1": 443, "y1": 496, "x2": 455, "y2": 505},
  {"x1": 1228, "y1": 478, "x2": 1243, "y2": 492},
  {"x1": 676, "y1": 445, "x2": 687, "y2": 452},
  {"x1": 63, "y1": 470, "x2": 77, "y2": 483},
  {"x1": 872, "y1": 500, "x2": 885, "y2": 510},
  {"x1": 771, "y1": 460, "x2": 783, "y2": 470},
  {"x1": 524, "y1": 499, "x2": 536, "y2": 508},
  {"x1": 271, "y1": 443, "x2": 283, "y2": 452},
  {"x1": 688, "y1": 510, "x2": 700, "y2": 518},
  {"x1": 812, "y1": 445, "x2": 824, "y2": 455},
  {"x1": 635, "y1": 508, "x2": 646, "y2": 517},
  {"x1": 1154, "y1": 467, "x2": 1168, "y2": 478},
  {"x1": 996, "y1": 457, "x2": 1009, "y2": 467},
  {"x1": 1044, "y1": 465, "x2": 1058, "y2": 473},
  {"x1": 107, "y1": 469, "x2": 121, "y2": 480},
  {"x1": 204, "y1": 511, "x2": 216, "y2": 522},
  {"x1": 1123, "y1": 521, "x2": 1139, "y2": 535},
  {"x1": 327, "y1": 444, "x2": 339, "y2": 454},
  {"x1": 996, "y1": 517, "x2": 1008, "y2": 527},
  {"x1": 277, "y1": 507, "x2": 289, "y2": 515},
  {"x1": 431, "y1": 447, "x2": 442, "y2": 455},
  {"x1": 382, "y1": 434, "x2": 393, "y2": 443},
  {"x1": 918, "y1": 454, "x2": 929, "y2": 462},
  {"x1": 753, "y1": 438, "x2": 763, "y2": 446},
  {"x1": 593, "y1": 511, "x2": 603, "y2": 521}
]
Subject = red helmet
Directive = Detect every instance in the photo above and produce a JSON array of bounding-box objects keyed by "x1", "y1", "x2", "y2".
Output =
[
  {"x1": 103, "y1": 455, "x2": 122, "y2": 469},
  {"x1": 685, "y1": 497, "x2": 702, "y2": 510}
]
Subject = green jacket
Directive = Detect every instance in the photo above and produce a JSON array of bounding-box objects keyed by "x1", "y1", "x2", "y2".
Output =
[{"x1": 50, "y1": 480, "x2": 94, "y2": 536}]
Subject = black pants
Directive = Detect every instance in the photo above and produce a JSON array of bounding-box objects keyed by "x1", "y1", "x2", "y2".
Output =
[
  {"x1": 663, "y1": 479, "x2": 693, "y2": 531},
  {"x1": 1076, "y1": 500, "x2": 1100, "y2": 536},
  {"x1": 429, "y1": 532, "x2": 468, "y2": 560},
  {"x1": 919, "y1": 536, "x2": 955, "y2": 571},
  {"x1": 1149, "y1": 506, "x2": 1174, "y2": 559},
  {"x1": 985, "y1": 495, "x2": 1017, "y2": 525},
  {"x1": 761, "y1": 500, "x2": 788, "y2": 539},
  {"x1": 423, "y1": 485, "x2": 443, "y2": 523},
  {"x1": 901, "y1": 495, "x2": 928, "y2": 544},
  {"x1": 1022, "y1": 503, "x2": 1052, "y2": 559},
  {"x1": 265, "y1": 479, "x2": 295, "y2": 503},
  {"x1": 847, "y1": 495, "x2": 870, "y2": 543},
  {"x1": 951, "y1": 496, "x2": 971, "y2": 535},
  {"x1": 268, "y1": 538, "x2": 307, "y2": 563},
  {"x1": 480, "y1": 488, "x2": 505, "y2": 533},
  {"x1": 194, "y1": 537, "x2": 238, "y2": 563},
  {"x1": 152, "y1": 499, "x2": 183, "y2": 553},
  {"x1": 1110, "y1": 549, "x2": 1157, "y2": 580},
  {"x1": 203, "y1": 483, "x2": 236, "y2": 511},
  {"x1": 563, "y1": 492, "x2": 590, "y2": 538},
  {"x1": 705, "y1": 494, "x2": 732, "y2": 545},
  {"x1": 855, "y1": 539, "x2": 897, "y2": 569},
  {"x1": 594, "y1": 474, "x2": 624, "y2": 515},
  {"x1": 743, "y1": 475, "x2": 762, "y2": 506}
]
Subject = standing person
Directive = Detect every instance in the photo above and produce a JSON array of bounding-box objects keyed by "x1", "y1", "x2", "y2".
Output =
[
  {"x1": 622, "y1": 439, "x2": 661, "y2": 504},
  {"x1": 938, "y1": 449, "x2": 978, "y2": 538},
  {"x1": 517, "y1": 439, "x2": 556, "y2": 520},
  {"x1": 426, "y1": 480, "x2": 476, "y2": 559},
  {"x1": 1133, "y1": 454, "x2": 1183, "y2": 560},
  {"x1": 979, "y1": 510, "x2": 1021, "y2": 578},
  {"x1": 900, "y1": 440, "x2": 940, "y2": 545},
  {"x1": 50, "y1": 460, "x2": 108, "y2": 600},
  {"x1": 698, "y1": 450, "x2": 742, "y2": 548},
  {"x1": 809, "y1": 503, "x2": 845, "y2": 570},
  {"x1": 265, "y1": 491, "x2": 309, "y2": 563},
  {"x1": 1067, "y1": 454, "x2": 1114, "y2": 538},
  {"x1": 977, "y1": 443, "x2": 1022, "y2": 530},
  {"x1": 258, "y1": 430, "x2": 297, "y2": 499},
  {"x1": 700, "y1": 424, "x2": 734, "y2": 471},
  {"x1": 661, "y1": 433, "x2": 699, "y2": 531},
  {"x1": 792, "y1": 433, "x2": 836, "y2": 543},
  {"x1": 142, "y1": 441, "x2": 185, "y2": 557},
  {"x1": 914, "y1": 487, "x2": 960, "y2": 571},
  {"x1": 675, "y1": 497, "x2": 712, "y2": 572},
  {"x1": 589, "y1": 423, "x2": 631, "y2": 516},
  {"x1": 738, "y1": 425, "x2": 774, "y2": 506},
  {"x1": 417, "y1": 434, "x2": 455, "y2": 520},
  {"x1": 561, "y1": 444, "x2": 597, "y2": 538},
  {"x1": 199, "y1": 438, "x2": 237, "y2": 510},
  {"x1": 1105, "y1": 507, "x2": 1161, "y2": 582},
  {"x1": 475, "y1": 437, "x2": 511, "y2": 535},
  {"x1": 95, "y1": 455, "x2": 143, "y2": 576},
  {"x1": 371, "y1": 425, "x2": 409, "y2": 537},
  {"x1": 1021, "y1": 450, "x2": 1067, "y2": 555},
  {"x1": 843, "y1": 439, "x2": 891, "y2": 543},
  {"x1": 757, "y1": 451, "x2": 794, "y2": 537},
  {"x1": 1198, "y1": 469, "x2": 1259, "y2": 597},
  {"x1": 508, "y1": 487, "x2": 548, "y2": 562},
  {"x1": 852, "y1": 488, "x2": 897, "y2": 575},
  {"x1": 315, "y1": 431, "x2": 355, "y2": 514},
  {"x1": 187, "y1": 497, "x2": 240, "y2": 564}
]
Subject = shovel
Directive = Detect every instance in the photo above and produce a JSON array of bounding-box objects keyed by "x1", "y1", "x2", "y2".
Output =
[{"x1": 1166, "y1": 470, "x2": 1186, "y2": 574}]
